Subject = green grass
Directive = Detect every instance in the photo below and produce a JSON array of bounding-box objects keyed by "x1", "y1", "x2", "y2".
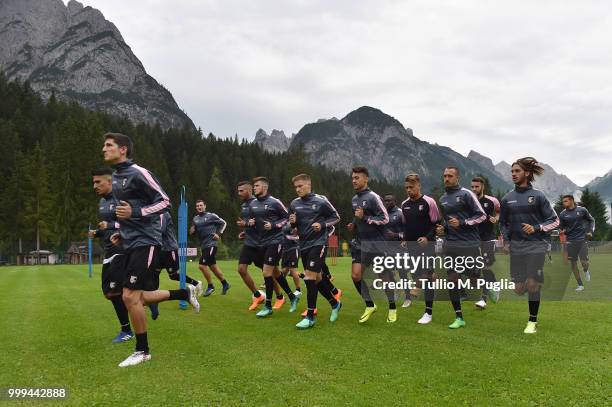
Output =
[{"x1": 0, "y1": 254, "x2": 610, "y2": 406}]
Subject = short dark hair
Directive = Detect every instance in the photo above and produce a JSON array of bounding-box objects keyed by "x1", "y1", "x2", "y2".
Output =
[
  {"x1": 384, "y1": 193, "x2": 395, "y2": 200},
  {"x1": 405, "y1": 173, "x2": 420, "y2": 183},
  {"x1": 253, "y1": 176, "x2": 269, "y2": 185},
  {"x1": 472, "y1": 176, "x2": 485, "y2": 184},
  {"x1": 352, "y1": 166, "x2": 369, "y2": 176},
  {"x1": 444, "y1": 166, "x2": 460, "y2": 176},
  {"x1": 104, "y1": 132, "x2": 133, "y2": 158},
  {"x1": 562, "y1": 195, "x2": 574, "y2": 201},
  {"x1": 237, "y1": 180, "x2": 252, "y2": 187},
  {"x1": 196, "y1": 199, "x2": 205, "y2": 204},
  {"x1": 91, "y1": 167, "x2": 113, "y2": 177},
  {"x1": 291, "y1": 173, "x2": 311, "y2": 183}
]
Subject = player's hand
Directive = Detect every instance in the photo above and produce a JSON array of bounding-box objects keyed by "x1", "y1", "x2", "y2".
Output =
[
  {"x1": 355, "y1": 207, "x2": 364, "y2": 219},
  {"x1": 263, "y1": 221, "x2": 272, "y2": 230},
  {"x1": 213, "y1": 233, "x2": 220, "y2": 241},
  {"x1": 98, "y1": 221, "x2": 108, "y2": 230},
  {"x1": 110, "y1": 233, "x2": 121, "y2": 246},
  {"x1": 312, "y1": 222, "x2": 322, "y2": 232},
  {"x1": 238, "y1": 231, "x2": 246, "y2": 240},
  {"x1": 116, "y1": 201, "x2": 133, "y2": 220},
  {"x1": 87, "y1": 229, "x2": 96, "y2": 239},
  {"x1": 189, "y1": 225, "x2": 195, "y2": 235},
  {"x1": 489, "y1": 216, "x2": 498, "y2": 224},
  {"x1": 417, "y1": 236, "x2": 428, "y2": 247},
  {"x1": 436, "y1": 224, "x2": 445, "y2": 236},
  {"x1": 236, "y1": 218, "x2": 246, "y2": 227},
  {"x1": 289, "y1": 213, "x2": 297, "y2": 224},
  {"x1": 586, "y1": 232, "x2": 593, "y2": 241},
  {"x1": 347, "y1": 223, "x2": 354, "y2": 232},
  {"x1": 448, "y1": 217, "x2": 460, "y2": 228},
  {"x1": 521, "y1": 223, "x2": 535, "y2": 235},
  {"x1": 247, "y1": 218, "x2": 255, "y2": 227}
]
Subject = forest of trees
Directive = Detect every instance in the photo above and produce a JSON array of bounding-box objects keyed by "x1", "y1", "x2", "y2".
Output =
[{"x1": 0, "y1": 75, "x2": 405, "y2": 260}]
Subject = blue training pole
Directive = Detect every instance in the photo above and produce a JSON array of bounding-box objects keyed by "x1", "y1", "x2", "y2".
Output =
[
  {"x1": 178, "y1": 186, "x2": 188, "y2": 310},
  {"x1": 87, "y1": 223, "x2": 93, "y2": 278}
]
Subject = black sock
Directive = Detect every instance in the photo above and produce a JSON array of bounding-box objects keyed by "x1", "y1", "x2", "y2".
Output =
[
  {"x1": 168, "y1": 289, "x2": 188, "y2": 301},
  {"x1": 207, "y1": 283, "x2": 214, "y2": 289},
  {"x1": 110, "y1": 296, "x2": 131, "y2": 332},
  {"x1": 353, "y1": 279, "x2": 374, "y2": 307},
  {"x1": 576, "y1": 277, "x2": 583, "y2": 286},
  {"x1": 221, "y1": 279, "x2": 229, "y2": 287},
  {"x1": 276, "y1": 294, "x2": 284, "y2": 300},
  {"x1": 135, "y1": 332, "x2": 149, "y2": 353},
  {"x1": 275, "y1": 274, "x2": 296, "y2": 300},
  {"x1": 317, "y1": 279, "x2": 338, "y2": 308},
  {"x1": 528, "y1": 290, "x2": 541, "y2": 322},
  {"x1": 450, "y1": 287, "x2": 462, "y2": 319},
  {"x1": 295, "y1": 287, "x2": 301, "y2": 292},
  {"x1": 253, "y1": 290, "x2": 262, "y2": 298},
  {"x1": 424, "y1": 286, "x2": 434, "y2": 315},
  {"x1": 305, "y1": 279, "x2": 317, "y2": 320},
  {"x1": 264, "y1": 276, "x2": 274, "y2": 308},
  {"x1": 185, "y1": 276, "x2": 198, "y2": 286}
]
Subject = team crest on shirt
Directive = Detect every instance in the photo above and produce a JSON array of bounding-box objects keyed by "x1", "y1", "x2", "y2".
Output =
[
  {"x1": 312, "y1": 204, "x2": 317, "y2": 210},
  {"x1": 456, "y1": 196, "x2": 463, "y2": 203},
  {"x1": 109, "y1": 204, "x2": 114, "y2": 210},
  {"x1": 418, "y1": 205, "x2": 424, "y2": 211},
  {"x1": 362, "y1": 200, "x2": 367, "y2": 206},
  {"x1": 484, "y1": 202, "x2": 489, "y2": 208},
  {"x1": 130, "y1": 276, "x2": 137, "y2": 283},
  {"x1": 264, "y1": 204, "x2": 269, "y2": 210},
  {"x1": 122, "y1": 178, "x2": 128, "y2": 188},
  {"x1": 528, "y1": 196, "x2": 535, "y2": 204}
]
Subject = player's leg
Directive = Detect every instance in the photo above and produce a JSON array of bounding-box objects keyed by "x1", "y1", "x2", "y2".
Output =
[
  {"x1": 445, "y1": 247, "x2": 465, "y2": 329},
  {"x1": 165, "y1": 250, "x2": 203, "y2": 295},
  {"x1": 256, "y1": 245, "x2": 280, "y2": 317},
  {"x1": 417, "y1": 270, "x2": 435, "y2": 324},
  {"x1": 207, "y1": 247, "x2": 230, "y2": 294},
  {"x1": 567, "y1": 242, "x2": 584, "y2": 290},
  {"x1": 102, "y1": 255, "x2": 133, "y2": 342},
  {"x1": 579, "y1": 242, "x2": 590, "y2": 282},
  {"x1": 351, "y1": 252, "x2": 376, "y2": 323},
  {"x1": 321, "y1": 261, "x2": 342, "y2": 301}
]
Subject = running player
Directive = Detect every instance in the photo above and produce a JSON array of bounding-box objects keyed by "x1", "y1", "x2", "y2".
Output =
[
  {"x1": 400, "y1": 173, "x2": 440, "y2": 324},
  {"x1": 559, "y1": 195, "x2": 595, "y2": 291},
  {"x1": 499, "y1": 157, "x2": 559, "y2": 334},
  {"x1": 89, "y1": 168, "x2": 132, "y2": 343},
  {"x1": 436, "y1": 167, "x2": 486, "y2": 329},
  {"x1": 289, "y1": 174, "x2": 342, "y2": 329},
  {"x1": 189, "y1": 200, "x2": 230, "y2": 296},
  {"x1": 347, "y1": 167, "x2": 392, "y2": 323},
  {"x1": 471, "y1": 176, "x2": 501, "y2": 309},
  {"x1": 247, "y1": 177, "x2": 300, "y2": 317},
  {"x1": 102, "y1": 133, "x2": 199, "y2": 367}
]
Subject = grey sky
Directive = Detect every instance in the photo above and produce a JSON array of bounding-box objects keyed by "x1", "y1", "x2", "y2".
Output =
[{"x1": 77, "y1": 0, "x2": 612, "y2": 185}]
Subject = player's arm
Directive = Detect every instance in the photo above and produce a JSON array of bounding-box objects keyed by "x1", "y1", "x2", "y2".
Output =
[
  {"x1": 365, "y1": 194, "x2": 389, "y2": 225},
  {"x1": 584, "y1": 208, "x2": 595, "y2": 235},
  {"x1": 125, "y1": 168, "x2": 171, "y2": 218},
  {"x1": 213, "y1": 214, "x2": 227, "y2": 235},
  {"x1": 425, "y1": 197, "x2": 442, "y2": 241},
  {"x1": 535, "y1": 195, "x2": 560, "y2": 233},
  {"x1": 461, "y1": 190, "x2": 486, "y2": 226},
  {"x1": 499, "y1": 199, "x2": 510, "y2": 242},
  {"x1": 272, "y1": 198, "x2": 289, "y2": 229},
  {"x1": 320, "y1": 197, "x2": 340, "y2": 229}
]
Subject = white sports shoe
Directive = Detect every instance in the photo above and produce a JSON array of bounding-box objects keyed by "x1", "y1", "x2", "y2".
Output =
[
  {"x1": 417, "y1": 313, "x2": 432, "y2": 324},
  {"x1": 187, "y1": 284, "x2": 201, "y2": 312},
  {"x1": 575, "y1": 285, "x2": 585, "y2": 292},
  {"x1": 194, "y1": 281, "x2": 203, "y2": 297},
  {"x1": 585, "y1": 271, "x2": 590, "y2": 282},
  {"x1": 475, "y1": 299, "x2": 487, "y2": 309},
  {"x1": 293, "y1": 290, "x2": 302, "y2": 298},
  {"x1": 118, "y1": 351, "x2": 151, "y2": 367},
  {"x1": 401, "y1": 299, "x2": 412, "y2": 308}
]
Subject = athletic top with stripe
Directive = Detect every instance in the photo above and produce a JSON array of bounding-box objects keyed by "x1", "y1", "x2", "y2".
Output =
[
  {"x1": 439, "y1": 185, "x2": 486, "y2": 243},
  {"x1": 383, "y1": 206, "x2": 404, "y2": 241},
  {"x1": 351, "y1": 188, "x2": 389, "y2": 243},
  {"x1": 478, "y1": 195, "x2": 501, "y2": 241},
  {"x1": 247, "y1": 194, "x2": 289, "y2": 247},
  {"x1": 499, "y1": 184, "x2": 560, "y2": 252},
  {"x1": 96, "y1": 193, "x2": 123, "y2": 256},
  {"x1": 192, "y1": 211, "x2": 227, "y2": 249},
  {"x1": 160, "y1": 211, "x2": 179, "y2": 252},
  {"x1": 240, "y1": 196, "x2": 258, "y2": 247},
  {"x1": 281, "y1": 224, "x2": 299, "y2": 253},
  {"x1": 289, "y1": 192, "x2": 340, "y2": 251},
  {"x1": 400, "y1": 194, "x2": 440, "y2": 241},
  {"x1": 111, "y1": 160, "x2": 170, "y2": 250},
  {"x1": 559, "y1": 205, "x2": 595, "y2": 241}
]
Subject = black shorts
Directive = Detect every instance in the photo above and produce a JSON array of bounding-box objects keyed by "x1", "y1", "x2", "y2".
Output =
[
  {"x1": 567, "y1": 240, "x2": 589, "y2": 262},
  {"x1": 480, "y1": 241, "x2": 496, "y2": 267},
  {"x1": 239, "y1": 245, "x2": 264, "y2": 269},
  {"x1": 199, "y1": 246, "x2": 217, "y2": 266},
  {"x1": 443, "y1": 244, "x2": 482, "y2": 277},
  {"x1": 351, "y1": 248, "x2": 379, "y2": 267},
  {"x1": 510, "y1": 252, "x2": 545, "y2": 283},
  {"x1": 300, "y1": 245, "x2": 327, "y2": 273},
  {"x1": 282, "y1": 248, "x2": 299, "y2": 269},
  {"x1": 101, "y1": 254, "x2": 127, "y2": 295},
  {"x1": 262, "y1": 243, "x2": 283, "y2": 267},
  {"x1": 124, "y1": 245, "x2": 160, "y2": 291},
  {"x1": 158, "y1": 249, "x2": 179, "y2": 272}
]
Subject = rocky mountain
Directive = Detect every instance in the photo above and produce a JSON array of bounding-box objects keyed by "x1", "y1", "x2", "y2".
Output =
[
  {"x1": 287, "y1": 106, "x2": 512, "y2": 193},
  {"x1": 0, "y1": 0, "x2": 194, "y2": 130},
  {"x1": 254, "y1": 129, "x2": 291, "y2": 154},
  {"x1": 585, "y1": 169, "x2": 612, "y2": 202},
  {"x1": 489, "y1": 159, "x2": 579, "y2": 201}
]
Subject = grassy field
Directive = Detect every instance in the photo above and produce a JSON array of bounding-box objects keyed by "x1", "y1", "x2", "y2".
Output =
[{"x1": 0, "y1": 254, "x2": 610, "y2": 406}]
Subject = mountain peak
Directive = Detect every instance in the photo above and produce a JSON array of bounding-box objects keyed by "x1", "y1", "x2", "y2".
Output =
[{"x1": 342, "y1": 106, "x2": 403, "y2": 129}]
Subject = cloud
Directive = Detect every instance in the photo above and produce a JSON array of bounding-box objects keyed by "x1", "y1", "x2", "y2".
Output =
[{"x1": 79, "y1": 0, "x2": 612, "y2": 185}]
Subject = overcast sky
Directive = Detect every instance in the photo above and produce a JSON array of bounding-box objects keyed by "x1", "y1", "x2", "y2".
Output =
[{"x1": 75, "y1": 0, "x2": 612, "y2": 185}]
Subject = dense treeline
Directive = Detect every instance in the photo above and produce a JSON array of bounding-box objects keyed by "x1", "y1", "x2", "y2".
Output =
[{"x1": 0, "y1": 75, "x2": 404, "y2": 259}]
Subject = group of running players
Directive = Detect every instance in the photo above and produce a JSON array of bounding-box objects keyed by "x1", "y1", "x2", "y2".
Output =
[{"x1": 91, "y1": 132, "x2": 595, "y2": 367}]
